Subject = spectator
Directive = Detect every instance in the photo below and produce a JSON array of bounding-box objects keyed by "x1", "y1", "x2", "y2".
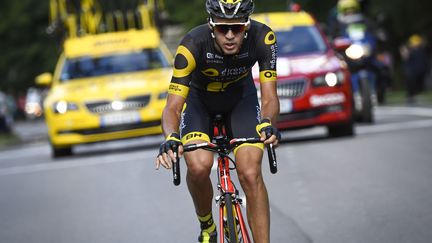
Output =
[{"x1": 400, "y1": 34, "x2": 430, "y2": 104}]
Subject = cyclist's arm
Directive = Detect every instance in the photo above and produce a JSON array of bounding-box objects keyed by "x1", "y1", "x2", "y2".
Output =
[
  {"x1": 157, "y1": 36, "x2": 197, "y2": 168},
  {"x1": 162, "y1": 34, "x2": 198, "y2": 139},
  {"x1": 260, "y1": 81, "x2": 279, "y2": 124},
  {"x1": 161, "y1": 94, "x2": 185, "y2": 138},
  {"x1": 256, "y1": 25, "x2": 279, "y2": 124}
]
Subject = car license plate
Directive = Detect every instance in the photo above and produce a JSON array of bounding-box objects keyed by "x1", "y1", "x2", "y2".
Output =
[
  {"x1": 101, "y1": 111, "x2": 140, "y2": 126},
  {"x1": 279, "y1": 98, "x2": 293, "y2": 113}
]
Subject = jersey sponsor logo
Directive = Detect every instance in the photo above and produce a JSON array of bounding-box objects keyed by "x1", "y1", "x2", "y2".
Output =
[
  {"x1": 264, "y1": 71, "x2": 275, "y2": 78},
  {"x1": 206, "y1": 52, "x2": 223, "y2": 60},
  {"x1": 185, "y1": 132, "x2": 203, "y2": 140},
  {"x1": 206, "y1": 72, "x2": 248, "y2": 91},
  {"x1": 264, "y1": 31, "x2": 276, "y2": 45},
  {"x1": 256, "y1": 105, "x2": 261, "y2": 123},
  {"x1": 206, "y1": 53, "x2": 224, "y2": 64},
  {"x1": 259, "y1": 70, "x2": 277, "y2": 83},
  {"x1": 221, "y1": 66, "x2": 248, "y2": 76},
  {"x1": 207, "y1": 81, "x2": 234, "y2": 92},
  {"x1": 179, "y1": 111, "x2": 186, "y2": 133},
  {"x1": 270, "y1": 44, "x2": 277, "y2": 70},
  {"x1": 173, "y1": 45, "x2": 196, "y2": 78},
  {"x1": 181, "y1": 132, "x2": 210, "y2": 144},
  {"x1": 168, "y1": 83, "x2": 190, "y2": 98},
  {"x1": 202, "y1": 68, "x2": 219, "y2": 77},
  {"x1": 202, "y1": 66, "x2": 248, "y2": 81}
]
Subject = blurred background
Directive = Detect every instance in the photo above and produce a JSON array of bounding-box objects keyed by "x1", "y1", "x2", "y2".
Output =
[
  {"x1": 0, "y1": 0, "x2": 431, "y2": 142},
  {"x1": 1, "y1": 0, "x2": 432, "y2": 95},
  {"x1": 1, "y1": 1, "x2": 432, "y2": 242}
]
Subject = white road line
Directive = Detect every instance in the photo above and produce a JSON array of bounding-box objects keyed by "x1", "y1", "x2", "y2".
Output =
[
  {"x1": 376, "y1": 106, "x2": 432, "y2": 117},
  {"x1": 2, "y1": 106, "x2": 432, "y2": 176},
  {"x1": 356, "y1": 119, "x2": 432, "y2": 135},
  {"x1": 0, "y1": 151, "x2": 155, "y2": 176},
  {"x1": 356, "y1": 106, "x2": 432, "y2": 135}
]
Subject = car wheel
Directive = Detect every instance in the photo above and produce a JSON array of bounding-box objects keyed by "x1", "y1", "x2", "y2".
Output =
[
  {"x1": 359, "y1": 78, "x2": 374, "y2": 123},
  {"x1": 327, "y1": 121, "x2": 355, "y2": 137},
  {"x1": 52, "y1": 146, "x2": 73, "y2": 158}
]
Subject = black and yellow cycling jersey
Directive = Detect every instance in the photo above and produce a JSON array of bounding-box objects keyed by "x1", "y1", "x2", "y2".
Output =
[
  {"x1": 169, "y1": 19, "x2": 277, "y2": 146},
  {"x1": 168, "y1": 19, "x2": 277, "y2": 98}
]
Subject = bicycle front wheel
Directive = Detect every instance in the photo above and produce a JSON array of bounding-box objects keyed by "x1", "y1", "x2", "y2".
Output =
[{"x1": 223, "y1": 195, "x2": 238, "y2": 243}]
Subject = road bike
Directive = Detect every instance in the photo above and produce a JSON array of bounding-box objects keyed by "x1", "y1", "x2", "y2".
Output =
[{"x1": 172, "y1": 114, "x2": 277, "y2": 243}]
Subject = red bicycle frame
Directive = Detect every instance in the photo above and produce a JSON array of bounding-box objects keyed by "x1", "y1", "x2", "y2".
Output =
[
  {"x1": 217, "y1": 145, "x2": 250, "y2": 243},
  {"x1": 215, "y1": 123, "x2": 251, "y2": 243}
]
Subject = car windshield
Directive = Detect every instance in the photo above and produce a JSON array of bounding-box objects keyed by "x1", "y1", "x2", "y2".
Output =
[
  {"x1": 276, "y1": 26, "x2": 327, "y2": 56},
  {"x1": 60, "y1": 48, "x2": 170, "y2": 82}
]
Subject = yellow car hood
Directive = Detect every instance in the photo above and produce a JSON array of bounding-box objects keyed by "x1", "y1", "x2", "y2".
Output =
[{"x1": 48, "y1": 68, "x2": 172, "y2": 102}]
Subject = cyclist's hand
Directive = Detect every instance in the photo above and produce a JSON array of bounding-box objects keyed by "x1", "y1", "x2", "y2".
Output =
[
  {"x1": 156, "y1": 133, "x2": 183, "y2": 170},
  {"x1": 256, "y1": 118, "x2": 281, "y2": 146}
]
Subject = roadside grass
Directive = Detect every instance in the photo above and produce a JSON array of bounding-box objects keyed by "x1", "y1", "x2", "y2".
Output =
[
  {"x1": 385, "y1": 89, "x2": 432, "y2": 106},
  {"x1": 0, "y1": 132, "x2": 20, "y2": 148}
]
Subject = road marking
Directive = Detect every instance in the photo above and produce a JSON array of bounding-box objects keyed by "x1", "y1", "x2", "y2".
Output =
[
  {"x1": 357, "y1": 106, "x2": 432, "y2": 135},
  {"x1": 0, "y1": 151, "x2": 156, "y2": 176},
  {"x1": 2, "y1": 106, "x2": 431, "y2": 176},
  {"x1": 376, "y1": 106, "x2": 432, "y2": 117},
  {"x1": 356, "y1": 119, "x2": 432, "y2": 135}
]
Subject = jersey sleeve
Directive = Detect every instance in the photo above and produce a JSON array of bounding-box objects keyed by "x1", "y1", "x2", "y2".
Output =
[
  {"x1": 256, "y1": 25, "x2": 277, "y2": 83},
  {"x1": 168, "y1": 34, "x2": 199, "y2": 98}
]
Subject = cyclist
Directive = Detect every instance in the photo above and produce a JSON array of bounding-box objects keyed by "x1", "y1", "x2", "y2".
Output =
[{"x1": 155, "y1": 0, "x2": 280, "y2": 242}]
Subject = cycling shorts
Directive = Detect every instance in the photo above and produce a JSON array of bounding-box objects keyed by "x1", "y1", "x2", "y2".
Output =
[{"x1": 179, "y1": 87, "x2": 264, "y2": 151}]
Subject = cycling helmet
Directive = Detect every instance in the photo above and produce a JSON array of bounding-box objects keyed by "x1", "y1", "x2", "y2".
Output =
[
  {"x1": 337, "y1": 0, "x2": 360, "y2": 14},
  {"x1": 206, "y1": 0, "x2": 254, "y2": 19}
]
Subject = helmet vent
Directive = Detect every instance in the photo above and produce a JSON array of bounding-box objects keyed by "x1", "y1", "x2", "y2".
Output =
[{"x1": 219, "y1": 2, "x2": 241, "y2": 19}]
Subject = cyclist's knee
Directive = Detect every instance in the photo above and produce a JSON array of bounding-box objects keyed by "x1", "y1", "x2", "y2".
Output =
[
  {"x1": 185, "y1": 151, "x2": 213, "y2": 180},
  {"x1": 236, "y1": 146, "x2": 264, "y2": 190},
  {"x1": 238, "y1": 166, "x2": 262, "y2": 190}
]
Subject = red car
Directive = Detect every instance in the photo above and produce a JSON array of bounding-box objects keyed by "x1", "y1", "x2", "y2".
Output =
[{"x1": 253, "y1": 12, "x2": 354, "y2": 137}]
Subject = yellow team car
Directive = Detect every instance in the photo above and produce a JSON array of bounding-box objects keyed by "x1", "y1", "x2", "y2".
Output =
[{"x1": 36, "y1": 28, "x2": 173, "y2": 157}]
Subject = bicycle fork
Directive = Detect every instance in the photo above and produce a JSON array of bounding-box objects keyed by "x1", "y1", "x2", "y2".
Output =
[{"x1": 215, "y1": 156, "x2": 251, "y2": 243}]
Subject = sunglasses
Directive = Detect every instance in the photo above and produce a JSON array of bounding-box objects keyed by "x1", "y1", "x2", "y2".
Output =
[{"x1": 209, "y1": 18, "x2": 250, "y2": 35}]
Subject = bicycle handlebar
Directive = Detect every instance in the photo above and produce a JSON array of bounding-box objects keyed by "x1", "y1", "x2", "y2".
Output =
[
  {"x1": 172, "y1": 145, "x2": 181, "y2": 186},
  {"x1": 172, "y1": 137, "x2": 277, "y2": 186}
]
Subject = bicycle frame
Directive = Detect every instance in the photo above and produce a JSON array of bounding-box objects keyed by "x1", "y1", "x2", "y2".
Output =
[{"x1": 212, "y1": 118, "x2": 251, "y2": 243}]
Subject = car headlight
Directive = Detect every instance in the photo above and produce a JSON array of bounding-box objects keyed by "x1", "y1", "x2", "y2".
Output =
[
  {"x1": 345, "y1": 43, "x2": 371, "y2": 60},
  {"x1": 25, "y1": 102, "x2": 42, "y2": 116},
  {"x1": 53, "y1": 100, "x2": 79, "y2": 114},
  {"x1": 313, "y1": 71, "x2": 345, "y2": 87}
]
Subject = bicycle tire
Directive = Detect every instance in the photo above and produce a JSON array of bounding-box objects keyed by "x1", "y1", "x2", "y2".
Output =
[{"x1": 224, "y1": 195, "x2": 238, "y2": 243}]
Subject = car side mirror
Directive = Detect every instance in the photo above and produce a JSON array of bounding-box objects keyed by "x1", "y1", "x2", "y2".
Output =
[
  {"x1": 332, "y1": 37, "x2": 352, "y2": 51},
  {"x1": 35, "y1": 72, "x2": 53, "y2": 86}
]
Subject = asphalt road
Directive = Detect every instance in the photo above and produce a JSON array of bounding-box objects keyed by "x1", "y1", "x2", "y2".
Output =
[{"x1": 1, "y1": 106, "x2": 432, "y2": 243}]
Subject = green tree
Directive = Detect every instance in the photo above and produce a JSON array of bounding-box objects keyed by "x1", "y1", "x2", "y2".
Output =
[
  {"x1": 0, "y1": 0, "x2": 58, "y2": 94},
  {"x1": 1, "y1": 0, "x2": 431, "y2": 93}
]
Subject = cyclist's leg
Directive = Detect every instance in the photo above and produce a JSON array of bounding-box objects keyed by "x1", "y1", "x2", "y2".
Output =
[
  {"x1": 228, "y1": 93, "x2": 270, "y2": 243},
  {"x1": 236, "y1": 146, "x2": 269, "y2": 243},
  {"x1": 180, "y1": 93, "x2": 216, "y2": 241}
]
